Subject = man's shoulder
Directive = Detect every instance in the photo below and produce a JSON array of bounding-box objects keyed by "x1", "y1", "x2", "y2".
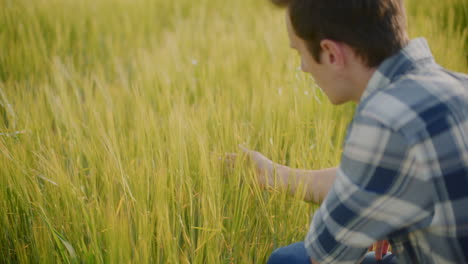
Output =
[{"x1": 358, "y1": 67, "x2": 468, "y2": 137}]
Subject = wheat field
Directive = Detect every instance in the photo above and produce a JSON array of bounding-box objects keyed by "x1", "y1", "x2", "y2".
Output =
[{"x1": 1, "y1": 0, "x2": 467, "y2": 263}]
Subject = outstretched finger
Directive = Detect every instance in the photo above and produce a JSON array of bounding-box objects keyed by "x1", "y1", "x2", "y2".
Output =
[
  {"x1": 223, "y1": 153, "x2": 238, "y2": 164},
  {"x1": 212, "y1": 152, "x2": 239, "y2": 170}
]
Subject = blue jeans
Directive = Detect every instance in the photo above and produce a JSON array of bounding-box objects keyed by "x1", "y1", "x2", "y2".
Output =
[{"x1": 267, "y1": 242, "x2": 397, "y2": 264}]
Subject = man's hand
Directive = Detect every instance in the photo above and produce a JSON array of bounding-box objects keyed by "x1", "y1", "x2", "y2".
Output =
[
  {"x1": 239, "y1": 145, "x2": 277, "y2": 188},
  {"x1": 369, "y1": 240, "x2": 390, "y2": 260},
  {"x1": 219, "y1": 145, "x2": 276, "y2": 188}
]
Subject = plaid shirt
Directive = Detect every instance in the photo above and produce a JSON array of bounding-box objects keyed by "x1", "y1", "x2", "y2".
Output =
[{"x1": 305, "y1": 38, "x2": 468, "y2": 264}]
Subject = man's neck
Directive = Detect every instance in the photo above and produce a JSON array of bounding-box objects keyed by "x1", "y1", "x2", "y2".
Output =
[
  {"x1": 340, "y1": 44, "x2": 378, "y2": 103},
  {"x1": 354, "y1": 67, "x2": 377, "y2": 103}
]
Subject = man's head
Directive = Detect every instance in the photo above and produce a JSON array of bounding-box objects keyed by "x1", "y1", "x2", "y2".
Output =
[
  {"x1": 273, "y1": 0, "x2": 409, "y2": 104},
  {"x1": 273, "y1": 0, "x2": 409, "y2": 67}
]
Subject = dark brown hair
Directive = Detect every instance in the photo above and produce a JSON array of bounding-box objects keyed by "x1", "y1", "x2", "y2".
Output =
[{"x1": 271, "y1": 0, "x2": 409, "y2": 67}]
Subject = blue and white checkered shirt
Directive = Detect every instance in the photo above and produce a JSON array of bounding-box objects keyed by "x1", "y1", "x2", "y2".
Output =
[{"x1": 305, "y1": 38, "x2": 468, "y2": 264}]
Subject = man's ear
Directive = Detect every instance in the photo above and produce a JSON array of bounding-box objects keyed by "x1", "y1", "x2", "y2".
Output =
[{"x1": 319, "y1": 39, "x2": 345, "y2": 69}]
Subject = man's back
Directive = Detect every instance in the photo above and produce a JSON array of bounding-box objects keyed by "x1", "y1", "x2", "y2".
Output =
[
  {"x1": 362, "y1": 39, "x2": 468, "y2": 263},
  {"x1": 305, "y1": 38, "x2": 468, "y2": 264}
]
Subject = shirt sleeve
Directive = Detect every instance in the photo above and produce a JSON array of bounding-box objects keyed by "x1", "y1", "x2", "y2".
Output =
[{"x1": 304, "y1": 114, "x2": 433, "y2": 264}]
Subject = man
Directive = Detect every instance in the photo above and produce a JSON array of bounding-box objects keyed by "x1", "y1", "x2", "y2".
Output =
[{"x1": 238, "y1": 0, "x2": 468, "y2": 263}]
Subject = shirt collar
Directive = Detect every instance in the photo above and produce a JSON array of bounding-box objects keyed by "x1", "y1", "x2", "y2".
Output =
[{"x1": 360, "y1": 38, "x2": 436, "y2": 103}]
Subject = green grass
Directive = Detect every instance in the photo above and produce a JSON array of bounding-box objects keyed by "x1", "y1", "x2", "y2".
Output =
[{"x1": 0, "y1": 0, "x2": 467, "y2": 263}]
